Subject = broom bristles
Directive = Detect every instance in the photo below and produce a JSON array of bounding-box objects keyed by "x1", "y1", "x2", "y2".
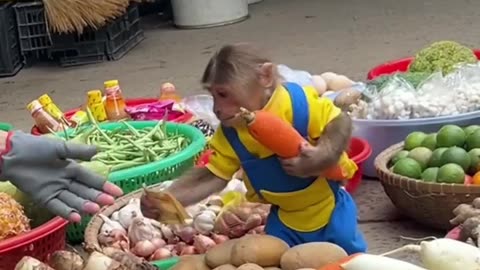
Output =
[{"x1": 43, "y1": 0, "x2": 130, "y2": 34}]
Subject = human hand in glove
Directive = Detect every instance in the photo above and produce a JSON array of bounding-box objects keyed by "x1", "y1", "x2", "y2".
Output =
[{"x1": 0, "y1": 131, "x2": 123, "y2": 223}]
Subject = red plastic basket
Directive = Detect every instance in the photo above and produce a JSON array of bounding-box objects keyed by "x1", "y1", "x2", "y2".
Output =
[
  {"x1": 345, "y1": 137, "x2": 372, "y2": 194},
  {"x1": 31, "y1": 98, "x2": 193, "y2": 136},
  {"x1": 195, "y1": 137, "x2": 371, "y2": 194},
  {"x1": 367, "y1": 49, "x2": 480, "y2": 80},
  {"x1": 0, "y1": 217, "x2": 68, "y2": 270}
]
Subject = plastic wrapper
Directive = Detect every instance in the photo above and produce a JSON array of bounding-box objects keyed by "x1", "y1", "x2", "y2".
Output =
[
  {"x1": 125, "y1": 101, "x2": 186, "y2": 121},
  {"x1": 351, "y1": 63, "x2": 480, "y2": 120},
  {"x1": 181, "y1": 95, "x2": 220, "y2": 129}
]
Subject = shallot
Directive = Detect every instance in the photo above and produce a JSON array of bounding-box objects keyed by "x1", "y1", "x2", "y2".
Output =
[
  {"x1": 150, "y1": 248, "x2": 172, "y2": 260},
  {"x1": 175, "y1": 225, "x2": 197, "y2": 243},
  {"x1": 212, "y1": 233, "x2": 230, "y2": 244},
  {"x1": 101, "y1": 247, "x2": 158, "y2": 270},
  {"x1": 193, "y1": 234, "x2": 216, "y2": 253},
  {"x1": 151, "y1": 237, "x2": 167, "y2": 249},
  {"x1": 118, "y1": 198, "x2": 144, "y2": 229},
  {"x1": 132, "y1": 240, "x2": 157, "y2": 257},
  {"x1": 180, "y1": 245, "x2": 197, "y2": 255}
]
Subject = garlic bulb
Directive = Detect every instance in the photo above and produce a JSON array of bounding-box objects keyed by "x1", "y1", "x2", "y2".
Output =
[
  {"x1": 99, "y1": 214, "x2": 126, "y2": 236},
  {"x1": 193, "y1": 210, "x2": 217, "y2": 235},
  {"x1": 118, "y1": 198, "x2": 144, "y2": 229}
]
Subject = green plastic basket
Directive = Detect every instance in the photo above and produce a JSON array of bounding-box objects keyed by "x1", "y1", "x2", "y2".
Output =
[
  {"x1": 63, "y1": 121, "x2": 206, "y2": 243},
  {"x1": 0, "y1": 122, "x2": 13, "y2": 131},
  {"x1": 152, "y1": 257, "x2": 179, "y2": 270}
]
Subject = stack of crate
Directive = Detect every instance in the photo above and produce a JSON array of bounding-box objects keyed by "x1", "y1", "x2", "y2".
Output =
[{"x1": 0, "y1": 1, "x2": 145, "y2": 74}]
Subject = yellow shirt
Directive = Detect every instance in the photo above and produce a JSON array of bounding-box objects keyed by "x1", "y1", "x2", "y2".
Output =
[{"x1": 206, "y1": 85, "x2": 358, "y2": 203}]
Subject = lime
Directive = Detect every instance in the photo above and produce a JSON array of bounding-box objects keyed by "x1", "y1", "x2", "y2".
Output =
[
  {"x1": 466, "y1": 129, "x2": 480, "y2": 151},
  {"x1": 464, "y1": 125, "x2": 480, "y2": 136},
  {"x1": 407, "y1": 147, "x2": 433, "y2": 170},
  {"x1": 436, "y1": 125, "x2": 466, "y2": 148},
  {"x1": 421, "y1": 167, "x2": 439, "y2": 182},
  {"x1": 391, "y1": 150, "x2": 409, "y2": 165},
  {"x1": 437, "y1": 163, "x2": 465, "y2": 184},
  {"x1": 429, "y1": 147, "x2": 448, "y2": 167},
  {"x1": 404, "y1": 132, "x2": 428, "y2": 150},
  {"x1": 441, "y1": 146, "x2": 471, "y2": 171},
  {"x1": 468, "y1": 148, "x2": 480, "y2": 174},
  {"x1": 393, "y1": 158, "x2": 423, "y2": 179},
  {"x1": 421, "y1": 133, "x2": 437, "y2": 150}
]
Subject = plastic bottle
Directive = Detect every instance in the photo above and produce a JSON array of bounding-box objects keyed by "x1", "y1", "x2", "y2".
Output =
[
  {"x1": 159, "y1": 82, "x2": 182, "y2": 103},
  {"x1": 27, "y1": 100, "x2": 61, "y2": 134},
  {"x1": 103, "y1": 80, "x2": 129, "y2": 121},
  {"x1": 87, "y1": 90, "x2": 108, "y2": 122}
]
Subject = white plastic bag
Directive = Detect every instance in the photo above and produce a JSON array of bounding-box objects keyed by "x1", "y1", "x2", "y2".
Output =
[{"x1": 277, "y1": 64, "x2": 313, "y2": 86}]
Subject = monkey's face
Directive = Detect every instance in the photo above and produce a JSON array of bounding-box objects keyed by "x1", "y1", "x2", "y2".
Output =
[{"x1": 209, "y1": 84, "x2": 266, "y2": 127}]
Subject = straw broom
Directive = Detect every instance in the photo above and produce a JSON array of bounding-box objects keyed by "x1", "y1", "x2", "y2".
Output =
[{"x1": 43, "y1": 0, "x2": 131, "y2": 34}]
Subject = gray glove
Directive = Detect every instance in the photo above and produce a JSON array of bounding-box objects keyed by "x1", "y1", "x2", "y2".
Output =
[{"x1": 0, "y1": 131, "x2": 122, "y2": 221}]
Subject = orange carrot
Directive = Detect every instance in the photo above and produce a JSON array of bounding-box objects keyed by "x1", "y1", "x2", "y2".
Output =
[
  {"x1": 239, "y1": 107, "x2": 348, "y2": 180},
  {"x1": 318, "y1": 254, "x2": 362, "y2": 270}
]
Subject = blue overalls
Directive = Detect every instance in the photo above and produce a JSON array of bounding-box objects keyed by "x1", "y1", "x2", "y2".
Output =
[{"x1": 222, "y1": 82, "x2": 367, "y2": 254}]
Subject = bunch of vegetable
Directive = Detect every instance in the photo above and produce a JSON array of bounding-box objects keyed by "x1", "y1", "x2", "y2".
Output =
[
  {"x1": 58, "y1": 116, "x2": 190, "y2": 176},
  {"x1": 95, "y1": 182, "x2": 268, "y2": 262},
  {"x1": 409, "y1": 40, "x2": 478, "y2": 75},
  {"x1": 366, "y1": 72, "x2": 432, "y2": 90}
]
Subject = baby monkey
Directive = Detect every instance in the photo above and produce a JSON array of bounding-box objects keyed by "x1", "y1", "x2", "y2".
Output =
[{"x1": 143, "y1": 43, "x2": 366, "y2": 254}]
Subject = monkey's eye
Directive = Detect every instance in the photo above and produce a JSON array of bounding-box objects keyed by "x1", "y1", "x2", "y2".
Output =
[{"x1": 217, "y1": 92, "x2": 228, "y2": 98}]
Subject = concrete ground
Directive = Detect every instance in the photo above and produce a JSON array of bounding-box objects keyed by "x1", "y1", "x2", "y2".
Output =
[{"x1": 1, "y1": 0, "x2": 476, "y2": 265}]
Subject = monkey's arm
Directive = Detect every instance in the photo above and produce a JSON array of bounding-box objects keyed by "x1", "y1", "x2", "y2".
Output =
[
  {"x1": 314, "y1": 112, "x2": 353, "y2": 172},
  {"x1": 167, "y1": 167, "x2": 228, "y2": 206}
]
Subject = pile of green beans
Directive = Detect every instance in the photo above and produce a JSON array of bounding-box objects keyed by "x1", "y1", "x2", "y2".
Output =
[{"x1": 66, "y1": 115, "x2": 190, "y2": 172}]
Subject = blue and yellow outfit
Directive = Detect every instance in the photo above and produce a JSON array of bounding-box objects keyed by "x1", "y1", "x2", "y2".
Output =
[{"x1": 206, "y1": 82, "x2": 367, "y2": 254}]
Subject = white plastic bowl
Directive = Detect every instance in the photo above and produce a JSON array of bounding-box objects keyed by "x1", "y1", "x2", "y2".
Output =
[{"x1": 182, "y1": 95, "x2": 220, "y2": 129}]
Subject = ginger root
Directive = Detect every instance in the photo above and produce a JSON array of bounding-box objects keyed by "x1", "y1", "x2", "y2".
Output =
[
  {"x1": 460, "y1": 216, "x2": 480, "y2": 247},
  {"x1": 450, "y1": 204, "x2": 480, "y2": 225}
]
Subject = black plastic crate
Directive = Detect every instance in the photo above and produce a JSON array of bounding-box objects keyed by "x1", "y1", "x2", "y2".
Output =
[
  {"x1": 107, "y1": 28, "x2": 145, "y2": 61},
  {"x1": 13, "y1": 1, "x2": 52, "y2": 53},
  {"x1": 0, "y1": 2, "x2": 23, "y2": 77},
  {"x1": 49, "y1": 40, "x2": 107, "y2": 67}
]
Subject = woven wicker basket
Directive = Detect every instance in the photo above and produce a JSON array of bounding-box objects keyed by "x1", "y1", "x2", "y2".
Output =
[
  {"x1": 375, "y1": 142, "x2": 480, "y2": 230},
  {"x1": 84, "y1": 183, "x2": 165, "y2": 253}
]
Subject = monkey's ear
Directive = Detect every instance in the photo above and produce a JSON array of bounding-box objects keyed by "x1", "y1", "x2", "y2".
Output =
[{"x1": 258, "y1": 62, "x2": 275, "y2": 88}]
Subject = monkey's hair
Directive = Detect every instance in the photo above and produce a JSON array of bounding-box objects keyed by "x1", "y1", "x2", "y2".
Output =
[{"x1": 201, "y1": 43, "x2": 276, "y2": 90}]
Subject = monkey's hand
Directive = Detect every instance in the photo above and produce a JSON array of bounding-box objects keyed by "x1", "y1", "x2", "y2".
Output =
[{"x1": 279, "y1": 142, "x2": 324, "y2": 178}]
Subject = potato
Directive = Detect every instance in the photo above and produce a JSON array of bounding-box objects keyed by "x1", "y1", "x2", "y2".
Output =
[
  {"x1": 320, "y1": 72, "x2": 338, "y2": 88},
  {"x1": 296, "y1": 269, "x2": 316, "y2": 270},
  {"x1": 212, "y1": 264, "x2": 236, "y2": 270},
  {"x1": 311, "y1": 75, "x2": 327, "y2": 96},
  {"x1": 171, "y1": 255, "x2": 210, "y2": 270},
  {"x1": 280, "y1": 242, "x2": 348, "y2": 270},
  {"x1": 334, "y1": 88, "x2": 362, "y2": 110},
  {"x1": 231, "y1": 235, "x2": 289, "y2": 267},
  {"x1": 237, "y1": 263, "x2": 264, "y2": 270},
  {"x1": 263, "y1": 268, "x2": 282, "y2": 270},
  {"x1": 205, "y1": 239, "x2": 239, "y2": 268},
  {"x1": 328, "y1": 75, "x2": 354, "y2": 91}
]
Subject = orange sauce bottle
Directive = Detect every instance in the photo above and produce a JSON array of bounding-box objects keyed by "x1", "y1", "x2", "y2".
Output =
[
  {"x1": 104, "y1": 80, "x2": 129, "y2": 121},
  {"x1": 159, "y1": 82, "x2": 182, "y2": 103}
]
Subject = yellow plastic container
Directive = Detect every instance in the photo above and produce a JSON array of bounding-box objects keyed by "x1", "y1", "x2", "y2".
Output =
[{"x1": 38, "y1": 94, "x2": 63, "y2": 121}]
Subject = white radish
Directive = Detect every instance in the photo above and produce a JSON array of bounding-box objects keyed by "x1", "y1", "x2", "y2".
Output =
[
  {"x1": 381, "y1": 238, "x2": 480, "y2": 270},
  {"x1": 336, "y1": 254, "x2": 427, "y2": 270}
]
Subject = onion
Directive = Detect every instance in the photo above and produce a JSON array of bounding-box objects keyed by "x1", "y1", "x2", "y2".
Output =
[
  {"x1": 150, "y1": 248, "x2": 172, "y2": 261},
  {"x1": 132, "y1": 240, "x2": 157, "y2": 257}
]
